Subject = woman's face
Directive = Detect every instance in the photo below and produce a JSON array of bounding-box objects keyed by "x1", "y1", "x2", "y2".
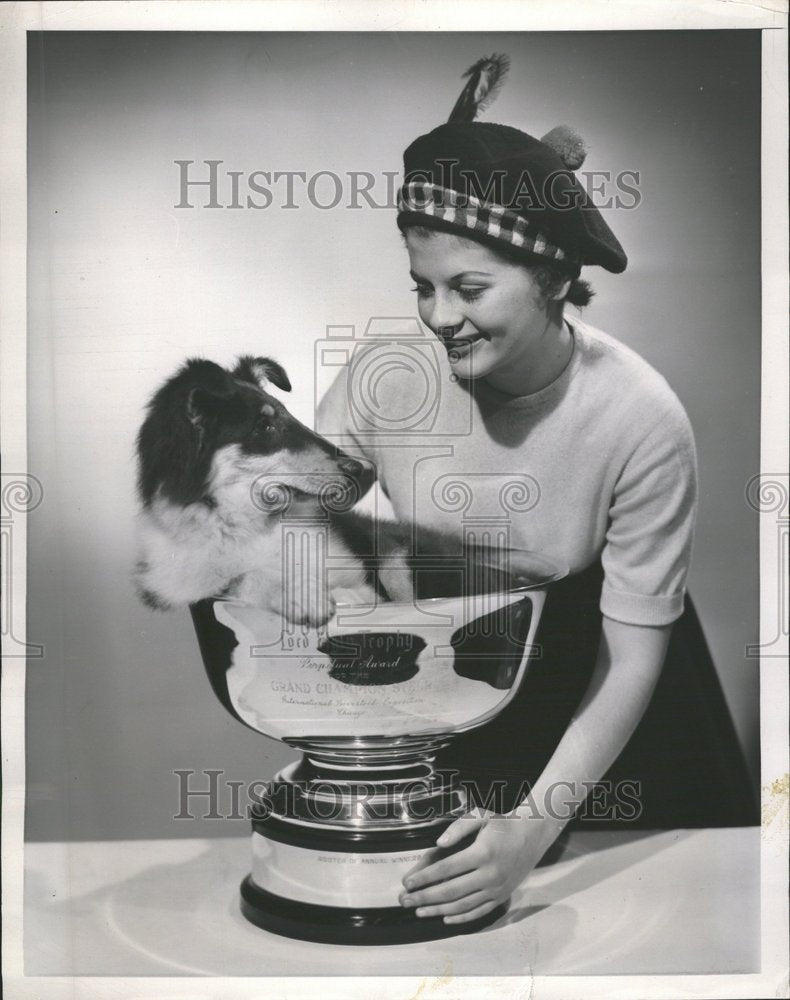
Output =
[{"x1": 405, "y1": 229, "x2": 568, "y2": 392}]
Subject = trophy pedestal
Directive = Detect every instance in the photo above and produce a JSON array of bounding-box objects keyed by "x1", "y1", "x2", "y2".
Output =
[
  {"x1": 241, "y1": 756, "x2": 507, "y2": 944},
  {"x1": 240, "y1": 875, "x2": 507, "y2": 945}
]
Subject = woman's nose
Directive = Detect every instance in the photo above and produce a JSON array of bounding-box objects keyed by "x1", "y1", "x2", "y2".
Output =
[{"x1": 427, "y1": 297, "x2": 464, "y2": 336}]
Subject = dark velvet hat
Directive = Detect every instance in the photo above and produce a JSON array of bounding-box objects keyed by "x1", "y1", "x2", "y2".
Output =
[{"x1": 396, "y1": 56, "x2": 627, "y2": 277}]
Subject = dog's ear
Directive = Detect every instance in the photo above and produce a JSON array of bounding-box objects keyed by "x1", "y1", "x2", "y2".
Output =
[
  {"x1": 233, "y1": 355, "x2": 292, "y2": 393},
  {"x1": 187, "y1": 386, "x2": 231, "y2": 427}
]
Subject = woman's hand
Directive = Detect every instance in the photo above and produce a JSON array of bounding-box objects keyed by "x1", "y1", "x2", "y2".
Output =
[
  {"x1": 398, "y1": 618, "x2": 673, "y2": 924},
  {"x1": 398, "y1": 807, "x2": 553, "y2": 924}
]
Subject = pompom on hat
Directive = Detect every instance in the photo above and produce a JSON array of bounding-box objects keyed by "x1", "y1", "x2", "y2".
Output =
[{"x1": 397, "y1": 54, "x2": 627, "y2": 277}]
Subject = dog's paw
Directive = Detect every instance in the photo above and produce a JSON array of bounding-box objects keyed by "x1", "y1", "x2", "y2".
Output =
[
  {"x1": 330, "y1": 584, "x2": 381, "y2": 609},
  {"x1": 281, "y1": 592, "x2": 336, "y2": 628}
]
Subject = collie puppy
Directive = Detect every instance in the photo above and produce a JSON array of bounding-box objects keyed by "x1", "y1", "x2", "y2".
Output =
[{"x1": 133, "y1": 355, "x2": 479, "y2": 625}]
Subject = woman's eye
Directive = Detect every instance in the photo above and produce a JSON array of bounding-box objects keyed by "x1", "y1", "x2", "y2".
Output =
[
  {"x1": 411, "y1": 285, "x2": 485, "y2": 302},
  {"x1": 458, "y1": 287, "x2": 485, "y2": 302}
]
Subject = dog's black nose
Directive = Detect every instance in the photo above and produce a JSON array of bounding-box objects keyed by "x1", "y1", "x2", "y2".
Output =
[{"x1": 339, "y1": 458, "x2": 363, "y2": 477}]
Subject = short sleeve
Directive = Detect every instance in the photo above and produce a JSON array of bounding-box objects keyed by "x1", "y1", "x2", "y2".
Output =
[{"x1": 600, "y1": 405, "x2": 698, "y2": 627}]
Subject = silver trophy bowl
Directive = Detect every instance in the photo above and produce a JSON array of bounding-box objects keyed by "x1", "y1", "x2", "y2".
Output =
[{"x1": 190, "y1": 548, "x2": 566, "y2": 944}]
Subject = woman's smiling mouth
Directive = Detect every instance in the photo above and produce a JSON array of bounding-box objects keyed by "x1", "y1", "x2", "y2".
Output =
[{"x1": 441, "y1": 331, "x2": 488, "y2": 360}]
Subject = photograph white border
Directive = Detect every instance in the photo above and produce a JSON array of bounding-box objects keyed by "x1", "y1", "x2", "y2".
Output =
[{"x1": 1, "y1": 2, "x2": 787, "y2": 998}]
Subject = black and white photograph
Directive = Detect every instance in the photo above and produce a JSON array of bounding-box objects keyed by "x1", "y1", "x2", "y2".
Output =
[{"x1": 1, "y1": 2, "x2": 788, "y2": 997}]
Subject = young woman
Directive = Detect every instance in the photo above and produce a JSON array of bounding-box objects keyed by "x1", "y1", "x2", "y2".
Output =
[{"x1": 317, "y1": 56, "x2": 755, "y2": 928}]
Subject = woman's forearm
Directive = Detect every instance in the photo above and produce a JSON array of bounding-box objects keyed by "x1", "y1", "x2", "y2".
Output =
[
  {"x1": 398, "y1": 618, "x2": 676, "y2": 918},
  {"x1": 515, "y1": 616, "x2": 673, "y2": 852}
]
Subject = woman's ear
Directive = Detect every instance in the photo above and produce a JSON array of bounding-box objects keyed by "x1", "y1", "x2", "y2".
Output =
[{"x1": 551, "y1": 278, "x2": 572, "y2": 302}]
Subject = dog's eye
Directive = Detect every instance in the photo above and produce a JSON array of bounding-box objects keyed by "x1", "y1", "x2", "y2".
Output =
[{"x1": 257, "y1": 403, "x2": 277, "y2": 431}]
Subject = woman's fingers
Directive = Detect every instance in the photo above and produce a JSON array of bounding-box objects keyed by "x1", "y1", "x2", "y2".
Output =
[
  {"x1": 401, "y1": 840, "x2": 479, "y2": 892},
  {"x1": 442, "y1": 898, "x2": 503, "y2": 925},
  {"x1": 400, "y1": 868, "x2": 483, "y2": 908},
  {"x1": 435, "y1": 813, "x2": 487, "y2": 849},
  {"x1": 412, "y1": 889, "x2": 490, "y2": 918},
  {"x1": 402, "y1": 811, "x2": 490, "y2": 889}
]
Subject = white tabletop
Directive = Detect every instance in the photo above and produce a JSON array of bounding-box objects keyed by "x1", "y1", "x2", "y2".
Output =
[{"x1": 25, "y1": 827, "x2": 759, "y2": 977}]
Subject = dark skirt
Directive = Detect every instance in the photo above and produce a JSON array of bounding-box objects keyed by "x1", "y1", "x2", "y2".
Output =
[{"x1": 434, "y1": 561, "x2": 758, "y2": 829}]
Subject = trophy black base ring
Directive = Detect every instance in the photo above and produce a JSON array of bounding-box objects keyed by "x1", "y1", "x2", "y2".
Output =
[{"x1": 240, "y1": 875, "x2": 508, "y2": 945}]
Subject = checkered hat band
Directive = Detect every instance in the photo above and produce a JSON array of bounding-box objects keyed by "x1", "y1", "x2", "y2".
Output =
[{"x1": 398, "y1": 182, "x2": 576, "y2": 263}]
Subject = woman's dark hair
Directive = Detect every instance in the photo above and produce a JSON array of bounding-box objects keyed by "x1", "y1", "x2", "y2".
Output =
[
  {"x1": 402, "y1": 225, "x2": 594, "y2": 308},
  {"x1": 531, "y1": 265, "x2": 594, "y2": 309}
]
